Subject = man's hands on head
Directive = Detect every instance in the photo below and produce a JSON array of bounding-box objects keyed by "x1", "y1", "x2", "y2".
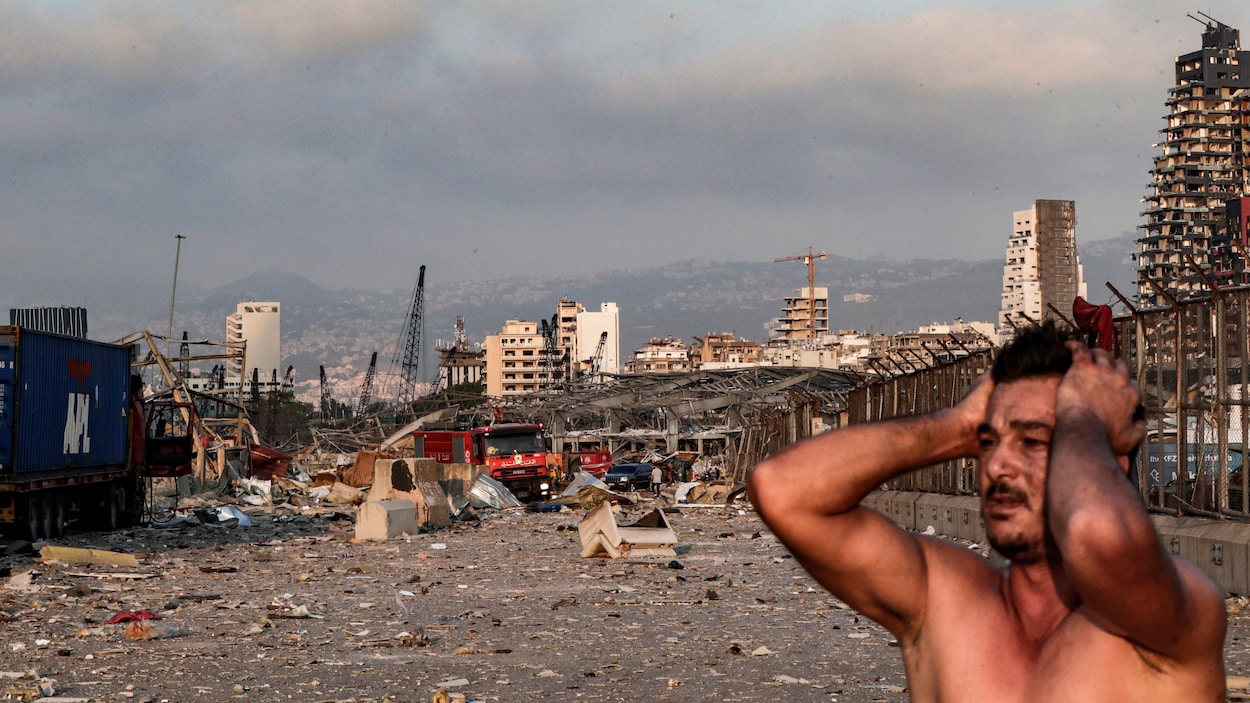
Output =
[
  {"x1": 1056, "y1": 340, "x2": 1146, "y2": 456},
  {"x1": 949, "y1": 371, "x2": 994, "y2": 456}
]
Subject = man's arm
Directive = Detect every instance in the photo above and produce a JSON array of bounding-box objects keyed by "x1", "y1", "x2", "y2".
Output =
[
  {"x1": 747, "y1": 377, "x2": 990, "y2": 639},
  {"x1": 1048, "y1": 342, "x2": 1226, "y2": 658}
]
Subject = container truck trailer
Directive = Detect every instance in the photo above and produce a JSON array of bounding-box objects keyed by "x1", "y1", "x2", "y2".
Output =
[{"x1": 0, "y1": 326, "x2": 147, "y2": 540}]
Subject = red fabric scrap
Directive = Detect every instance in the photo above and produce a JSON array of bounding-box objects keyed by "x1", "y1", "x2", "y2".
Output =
[
  {"x1": 106, "y1": 609, "x2": 160, "y2": 624},
  {"x1": 1072, "y1": 296, "x2": 1114, "y2": 352}
]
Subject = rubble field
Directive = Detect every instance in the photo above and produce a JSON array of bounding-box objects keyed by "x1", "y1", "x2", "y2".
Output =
[{"x1": 2, "y1": 504, "x2": 1249, "y2": 703}]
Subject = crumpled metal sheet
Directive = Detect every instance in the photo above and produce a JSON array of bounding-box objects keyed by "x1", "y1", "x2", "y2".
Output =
[{"x1": 467, "y1": 474, "x2": 523, "y2": 509}]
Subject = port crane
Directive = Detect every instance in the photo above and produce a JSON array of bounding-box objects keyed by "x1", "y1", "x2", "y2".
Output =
[
  {"x1": 319, "y1": 365, "x2": 330, "y2": 421},
  {"x1": 774, "y1": 246, "x2": 827, "y2": 340},
  {"x1": 393, "y1": 265, "x2": 427, "y2": 406},
  {"x1": 539, "y1": 314, "x2": 562, "y2": 391},
  {"x1": 588, "y1": 331, "x2": 608, "y2": 378},
  {"x1": 356, "y1": 351, "x2": 377, "y2": 417}
]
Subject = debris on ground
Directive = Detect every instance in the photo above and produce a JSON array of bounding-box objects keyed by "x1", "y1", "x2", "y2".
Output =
[{"x1": 578, "y1": 502, "x2": 678, "y2": 558}]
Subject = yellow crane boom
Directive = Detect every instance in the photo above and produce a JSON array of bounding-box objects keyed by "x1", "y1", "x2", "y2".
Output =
[{"x1": 774, "y1": 246, "x2": 827, "y2": 340}]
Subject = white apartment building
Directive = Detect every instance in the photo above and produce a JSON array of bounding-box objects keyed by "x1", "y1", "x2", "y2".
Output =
[
  {"x1": 225, "y1": 302, "x2": 286, "y2": 399},
  {"x1": 999, "y1": 200, "x2": 1086, "y2": 333},
  {"x1": 575, "y1": 302, "x2": 620, "y2": 377}
]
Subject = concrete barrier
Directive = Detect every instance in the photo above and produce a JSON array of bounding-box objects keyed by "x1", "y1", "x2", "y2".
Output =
[
  {"x1": 867, "y1": 490, "x2": 1250, "y2": 596},
  {"x1": 371, "y1": 458, "x2": 452, "y2": 529},
  {"x1": 437, "y1": 462, "x2": 484, "y2": 511},
  {"x1": 355, "y1": 499, "x2": 418, "y2": 541}
]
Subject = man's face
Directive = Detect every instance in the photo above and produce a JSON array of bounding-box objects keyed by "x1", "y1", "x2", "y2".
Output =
[{"x1": 976, "y1": 376, "x2": 1060, "y2": 564}]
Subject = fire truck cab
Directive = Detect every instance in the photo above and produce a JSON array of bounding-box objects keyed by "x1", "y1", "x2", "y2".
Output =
[{"x1": 410, "y1": 422, "x2": 553, "y2": 500}]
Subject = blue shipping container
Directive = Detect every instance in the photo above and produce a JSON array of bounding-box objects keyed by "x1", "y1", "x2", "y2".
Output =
[{"x1": 0, "y1": 326, "x2": 130, "y2": 480}]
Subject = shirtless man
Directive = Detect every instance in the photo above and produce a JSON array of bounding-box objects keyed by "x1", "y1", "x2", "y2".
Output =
[{"x1": 747, "y1": 323, "x2": 1226, "y2": 702}]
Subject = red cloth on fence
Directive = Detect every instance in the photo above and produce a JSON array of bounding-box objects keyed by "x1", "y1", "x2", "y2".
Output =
[{"x1": 1072, "y1": 296, "x2": 1114, "y2": 352}]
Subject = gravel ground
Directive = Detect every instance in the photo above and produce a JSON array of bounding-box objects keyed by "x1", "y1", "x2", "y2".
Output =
[{"x1": 2, "y1": 501, "x2": 1248, "y2": 703}]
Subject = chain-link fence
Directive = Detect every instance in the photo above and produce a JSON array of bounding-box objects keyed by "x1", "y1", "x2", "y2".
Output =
[{"x1": 844, "y1": 291, "x2": 1250, "y2": 521}]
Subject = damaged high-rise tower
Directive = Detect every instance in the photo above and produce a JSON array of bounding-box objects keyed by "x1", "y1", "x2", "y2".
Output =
[
  {"x1": 1137, "y1": 16, "x2": 1250, "y2": 307},
  {"x1": 999, "y1": 200, "x2": 1085, "y2": 332}
]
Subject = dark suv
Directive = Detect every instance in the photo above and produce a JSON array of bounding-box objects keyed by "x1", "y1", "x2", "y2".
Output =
[{"x1": 604, "y1": 463, "x2": 654, "y2": 490}]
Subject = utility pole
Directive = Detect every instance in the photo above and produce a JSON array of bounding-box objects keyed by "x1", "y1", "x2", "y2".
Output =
[
  {"x1": 166, "y1": 234, "x2": 186, "y2": 356},
  {"x1": 774, "y1": 246, "x2": 827, "y2": 340}
]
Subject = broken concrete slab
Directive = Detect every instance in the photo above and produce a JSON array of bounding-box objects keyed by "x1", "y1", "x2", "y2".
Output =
[
  {"x1": 354, "y1": 499, "x2": 419, "y2": 541},
  {"x1": 674, "y1": 481, "x2": 733, "y2": 506},
  {"x1": 371, "y1": 458, "x2": 452, "y2": 528},
  {"x1": 438, "y1": 462, "x2": 483, "y2": 511},
  {"x1": 341, "y1": 449, "x2": 382, "y2": 488},
  {"x1": 578, "y1": 502, "x2": 678, "y2": 558},
  {"x1": 39, "y1": 545, "x2": 140, "y2": 567}
]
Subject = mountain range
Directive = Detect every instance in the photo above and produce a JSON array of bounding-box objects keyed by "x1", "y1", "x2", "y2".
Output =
[{"x1": 30, "y1": 231, "x2": 1140, "y2": 404}]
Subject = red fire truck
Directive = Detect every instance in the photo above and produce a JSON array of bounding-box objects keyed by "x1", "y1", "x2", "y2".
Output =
[
  {"x1": 409, "y1": 422, "x2": 553, "y2": 500},
  {"x1": 571, "y1": 449, "x2": 612, "y2": 478}
]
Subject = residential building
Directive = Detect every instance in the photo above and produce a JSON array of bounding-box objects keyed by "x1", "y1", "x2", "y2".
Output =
[
  {"x1": 623, "y1": 337, "x2": 691, "y2": 374},
  {"x1": 225, "y1": 302, "x2": 286, "y2": 399},
  {"x1": 483, "y1": 320, "x2": 545, "y2": 397},
  {"x1": 775, "y1": 286, "x2": 829, "y2": 342},
  {"x1": 691, "y1": 332, "x2": 762, "y2": 370},
  {"x1": 1138, "y1": 18, "x2": 1250, "y2": 307},
  {"x1": 999, "y1": 200, "x2": 1086, "y2": 332},
  {"x1": 574, "y1": 302, "x2": 620, "y2": 378}
]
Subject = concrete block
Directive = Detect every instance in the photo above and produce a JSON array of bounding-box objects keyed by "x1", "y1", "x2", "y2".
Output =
[
  {"x1": 861, "y1": 491, "x2": 881, "y2": 513},
  {"x1": 873, "y1": 491, "x2": 898, "y2": 525},
  {"x1": 1191, "y1": 523, "x2": 1250, "y2": 596},
  {"x1": 915, "y1": 494, "x2": 945, "y2": 534},
  {"x1": 950, "y1": 496, "x2": 984, "y2": 544},
  {"x1": 355, "y1": 499, "x2": 418, "y2": 541},
  {"x1": 438, "y1": 462, "x2": 485, "y2": 511},
  {"x1": 372, "y1": 458, "x2": 452, "y2": 529},
  {"x1": 893, "y1": 492, "x2": 919, "y2": 532}
]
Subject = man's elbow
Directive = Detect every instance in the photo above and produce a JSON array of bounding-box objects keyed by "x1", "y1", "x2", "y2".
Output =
[
  {"x1": 1060, "y1": 506, "x2": 1162, "y2": 569},
  {"x1": 746, "y1": 456, "x2": 790, "y2": 522}
]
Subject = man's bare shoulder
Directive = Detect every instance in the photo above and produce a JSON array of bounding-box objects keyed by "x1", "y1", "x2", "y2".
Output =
[
  {"x1": 914, "y1": 535, "x2": 1003, "y2": 584},
  {"x1": 910, "y1": 536, "x2": 1009, "y2": 620}
]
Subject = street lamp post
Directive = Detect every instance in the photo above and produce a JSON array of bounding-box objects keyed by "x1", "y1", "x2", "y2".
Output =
[{"x1": 167, "y1": 234, "x2": 186, "y2": 356}]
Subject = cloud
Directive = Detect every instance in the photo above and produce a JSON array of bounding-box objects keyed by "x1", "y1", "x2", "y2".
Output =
[
  {"x1": 0, "y1": 0, "x2": 1245, "y2": 298},
  {"x1": 227, "y1": 0, "x2": 429, "y2": 58}
]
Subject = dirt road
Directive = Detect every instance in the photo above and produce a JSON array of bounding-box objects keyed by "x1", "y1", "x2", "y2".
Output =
[{"x1": 2, "y1": 503, "x2": 1247, "y2": 702}]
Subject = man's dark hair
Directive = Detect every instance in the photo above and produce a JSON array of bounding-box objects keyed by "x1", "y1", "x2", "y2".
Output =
[{"x1": 991, "y1": 320, "x2": 1079, "y2": 384}]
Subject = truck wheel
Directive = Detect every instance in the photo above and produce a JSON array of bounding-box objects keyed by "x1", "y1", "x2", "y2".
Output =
[
  {"x1": 48, "y1": 491, "x2": 67, "y2": 539},
  {"x1": 20, "y1": 493, "x2": 43, "y2": 542},
  {"x1": 101, "y1": 485, "x2": 122, "y2": 532},
  {"x1": 39, "y1": 492, "x2": 57, "y2": 542}
]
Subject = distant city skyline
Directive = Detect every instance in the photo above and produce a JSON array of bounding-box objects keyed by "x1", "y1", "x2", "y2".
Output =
[{"x1": 0, "y1": 1, "x2": 1244, "y2": 313}]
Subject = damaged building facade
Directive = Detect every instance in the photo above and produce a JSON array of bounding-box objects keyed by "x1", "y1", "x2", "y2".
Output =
[
  {"x1": 1137, "y1": 17, "x2": 1250, "y2": 307},
  {"x1": 998, "y1": 199, "x2": 1086, "y2": 333}
]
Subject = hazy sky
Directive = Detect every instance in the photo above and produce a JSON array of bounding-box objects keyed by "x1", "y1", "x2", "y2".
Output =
[{"x1": 3, "y1": 0, "x2": 1248, "y2": 299}]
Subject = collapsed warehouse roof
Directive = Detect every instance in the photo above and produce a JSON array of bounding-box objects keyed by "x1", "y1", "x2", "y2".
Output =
[{"x1": 489, "y1": 366, "x2": 867, "y2": 481}]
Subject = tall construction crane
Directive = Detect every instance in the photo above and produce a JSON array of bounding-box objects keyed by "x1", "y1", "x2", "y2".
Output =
[
  {"x1": 319, "y1": 365, "x2": 330, "y2": 421},
  {"x1": 588, "y1": 331, "x2": 608, "y2": 378},
  {"x1": 178, "y1": 331, "x2": 190, "y2": 378},
  {"x1": 775, "y1": 246, "x2": 827, "y2": 341},
  {"x1": 356, "y1": 351, "x2": 377, "y2": 417},
  {"x1": 539, "y1": 314, "x2": 560, "y2": 391},
  {"x1": 394, "y1": 265, "x2": 427, "y2": 406}
]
